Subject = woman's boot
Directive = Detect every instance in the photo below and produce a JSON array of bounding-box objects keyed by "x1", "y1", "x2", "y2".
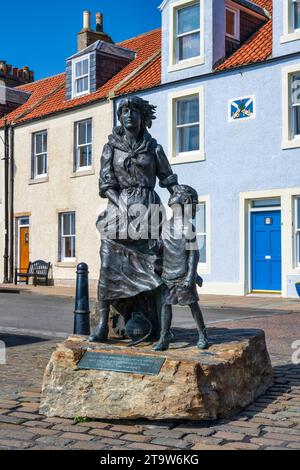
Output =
[{"x1": 89, "y1": 300, "x2": 110, "y2": 342}]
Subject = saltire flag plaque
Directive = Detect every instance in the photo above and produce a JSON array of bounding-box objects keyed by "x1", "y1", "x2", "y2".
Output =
[{"x1": 229, "y1": 95, "x2": 255, "y2": 122}]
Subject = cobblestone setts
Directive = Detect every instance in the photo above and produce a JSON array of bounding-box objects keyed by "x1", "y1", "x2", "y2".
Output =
[{"x1": 0, "y1": 337, "x2": 299, "y2": 450}]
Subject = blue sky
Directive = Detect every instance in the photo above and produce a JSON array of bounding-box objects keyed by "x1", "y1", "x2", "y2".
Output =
[{"x1": 1, "y1": 0, "x2": 162, "y2": 80}]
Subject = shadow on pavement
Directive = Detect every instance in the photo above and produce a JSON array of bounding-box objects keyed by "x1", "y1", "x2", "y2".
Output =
[{"x1": 0, "y1": 333, "x2": 48, "y2": 348}]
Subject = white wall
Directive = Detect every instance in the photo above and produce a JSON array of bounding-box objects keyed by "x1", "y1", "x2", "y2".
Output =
[{"x1": 13, "y1": 100, "x2": 113, "y2": 286}]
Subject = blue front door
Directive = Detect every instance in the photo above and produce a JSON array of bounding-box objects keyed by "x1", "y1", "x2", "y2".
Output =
[{"x1": 251, "y1": 211, "x2": 282, "y2": 292}]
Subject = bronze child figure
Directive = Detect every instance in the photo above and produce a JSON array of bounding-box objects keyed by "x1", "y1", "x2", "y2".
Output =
[{"x1": 153, "y1": 185, "x2": 209, "y2": 351}]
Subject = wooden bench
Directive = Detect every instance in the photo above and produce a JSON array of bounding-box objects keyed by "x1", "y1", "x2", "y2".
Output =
[{"x1": 14, "y1": 260, "x2": 51, "y2": 286}]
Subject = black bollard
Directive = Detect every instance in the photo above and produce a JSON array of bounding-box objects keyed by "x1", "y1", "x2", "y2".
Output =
[{"x1": 73, "y1": 263, "x2": 90, "y2": 336}]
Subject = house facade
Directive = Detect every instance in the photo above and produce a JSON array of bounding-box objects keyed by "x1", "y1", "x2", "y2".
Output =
[
  {"x1": 0, "y1": 13, "x2": 161, "y2": 287},
  {"x1": 113, "y1": 0, "x2": 300, "y2": 298},
  {"x1": 1, "y1": 1, "x2": 300, "y2": 298}
]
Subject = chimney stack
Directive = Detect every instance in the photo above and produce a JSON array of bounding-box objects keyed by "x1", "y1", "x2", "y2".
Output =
[
  {"x1": 96, "y1": 13, "x2": 103, "y2": 32},
  {"x1": 83, "y1": 10, "x2": 91, "y2": 30},
  {"x1": 0, "y1": 60, "x2": 34, "y2": 87},
  {"x1": 77, "y1": 11, "x2": 113, "y2": 51}
]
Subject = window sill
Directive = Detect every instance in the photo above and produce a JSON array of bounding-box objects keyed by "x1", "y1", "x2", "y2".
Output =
[
  {"x1": 168, "y1": 56, "x2": 205, "y2": 73},
  {"x1": 55, "y1": 261, "x2": 77, "y2": 268},
  {"x1": 280, "y1": 31, "x2": 300, "y2": 44},
  {"x1": 169, "y1": 151, "x2": 206, "y2": 165},
  {"x1": 70, "y1": 168, "x2": 95, "y2": 178},
  {"x1": 282, "y1": 138, "x2": 300, "y2": 150},
  {"x1": 28, "y1": 176, "x2": 49, "y2": 185},
  {"x1": 71, "y1": 91, "x2": 90, "y2": 100}
]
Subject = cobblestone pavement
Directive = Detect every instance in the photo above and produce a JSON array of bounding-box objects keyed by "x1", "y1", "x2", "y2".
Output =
[{"x1": 0, "y1": 314, "x2": 299, "y2": 450}]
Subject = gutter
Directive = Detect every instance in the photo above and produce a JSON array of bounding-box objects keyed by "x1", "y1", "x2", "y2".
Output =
[
  {"x1": 2, "y1": 120, "x2": 15, "y2": 284},
  {"x1": 3, "y1": 117, "x2": 9, "y2": 283},
  {"x1": 9, "y1": 124, "x2": 14, "y2": 283}
]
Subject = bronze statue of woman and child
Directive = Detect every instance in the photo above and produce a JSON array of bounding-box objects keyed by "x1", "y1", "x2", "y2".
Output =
[{"x1": 89, "y1": 96, "x2": 209, "y2": 351}]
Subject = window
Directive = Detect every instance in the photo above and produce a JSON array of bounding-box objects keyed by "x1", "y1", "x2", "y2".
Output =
[
  {"x1": 19, "y1": 217, "x2": 30, "y2": 227},
  {"x1": 197, "y1": 202, "x2": 207, "y2": 264},
  {"x1": 59, "y1": 212, "x2": 76, "y2": 261},
  {"x1": 226, "y1": 6, "x2": 240, "y2": 40},
  {"x1": 291, "y1": 73, "x2": 300, "y2": 138},
  {"x1": 252, "y1": 198, "x2": 281, "y2": 208},
  {"x1": 32, "y1": 131, "x2": 47, "y2": 178},
  {"x1": 282, "y1": 0, "x2": 300, "y2": 42},
  {"x1": 176, "y1": 95, "x2": 200, "y2": 154},
  {"x1": 282, "y1": 65, "x2": 300, "y2": 149},
  {"x1": 176, "y1": 2, "x2": 201, "y2": 62},
  {"x1": 75, "y1": 119, "x2": 92, "y2": 170},
  {"x1": 293, "y1": 0, "x2": 300, "y2": 31},
  {"x1": 295, "y1": 197, "x2": 300, "y2": 266},
  {"x1": 169, "y1": 0, "x2": 203, "y2": 72},
  {"x1": 168, "y1": 86, "x2": 204, "y2": 164},
  {"x1": 72, "y1": 55, "x2": 90, "y2": 98}
]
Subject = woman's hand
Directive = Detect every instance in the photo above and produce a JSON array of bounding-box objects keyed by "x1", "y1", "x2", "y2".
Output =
[{"x1": 168, "y1": 184, "x2": 182, "y2": 195}]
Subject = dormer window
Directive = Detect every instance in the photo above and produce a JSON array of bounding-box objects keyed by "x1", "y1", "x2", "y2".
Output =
[
  {"x1": 168, "y1": 0, "x2": 204, "y2": 73},
  {"x1": 72, "y1": 55, "x2": 90, "y2": 98},
  {"x1": 176, "y1": 2, "x2": 201, "y2": 62},
  {"x1": 281, "y1": 0, "x2": 300, "y2": 43},
  {"x1": 293, "y1": 0, "x2": 300, "y2": 31},
  {"x1": 226, "y1": 5, "x2": 240, "y2": 41}
]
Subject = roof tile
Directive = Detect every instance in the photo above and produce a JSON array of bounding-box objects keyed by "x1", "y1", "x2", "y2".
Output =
[
  {"x1": 1, "y1": 1, "x2": 275, "y2": 126},
  {"x1": 216, "y1": 0, "x2": 273, "y2": 71}
]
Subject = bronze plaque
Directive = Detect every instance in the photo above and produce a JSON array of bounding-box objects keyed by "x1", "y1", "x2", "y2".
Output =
[{"x1": 78, "y1": 352, "x2": 165, "y2": 376}]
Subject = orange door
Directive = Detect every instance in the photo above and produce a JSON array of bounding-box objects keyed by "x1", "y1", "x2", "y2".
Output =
[{"x1": 19, "y1": 227, "x2": 30, "y2": 273}]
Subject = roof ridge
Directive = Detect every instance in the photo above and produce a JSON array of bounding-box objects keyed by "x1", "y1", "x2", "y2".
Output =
[
  {"x1": 109, "y1": 50, "x2": 161, "y2": 98},
  {"x1": 117, "y1": 27, "x2": 161, "y2": 46},
  {"x1": 16, "y1": 72, "x2": 65, "y2": 90},
  {"x1": 10, "y1": 82, "x2": 65, "y2": 124}
]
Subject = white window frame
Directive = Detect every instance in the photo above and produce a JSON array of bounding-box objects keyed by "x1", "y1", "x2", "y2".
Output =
[
  {"x1": 197, "y1": 196, "x2": 210, "y2": 273},
  {"x1": 75, "y1": 119, "x2": 93, "y2": 171},
  {"x1": 59, "y1": 212, "x2": 76, "y2": 262},
  {"x1": 33, "y1": 130, "x2": 47, "y2": 179},
  {"x1": 225, "y1": 3, "x2": 240, "y2": 41},
  {"x1": 291, "y1": 0, "x2": 300, "y2": 31},
  {"x1": 291, "y1": 73, "x2": 300, "y2": 139},
  {"x1": 282, "y1": 64, "x2": 300, "y2": 149},
  {"x1": 168, "y1": 86, "x2": 205, "y2": 164},
  {"x1": 168, "y1": 0, "x2": 204, "y2": 73},
  {"x1": 72, "y1": 54, "x2": 90, "y2": 99},
  {"x1": 281, "y1": 0, "x2": 300, "y2": 43},
  {"x1": 295, "y1": 197, "x2": 300, "y2": 267}
]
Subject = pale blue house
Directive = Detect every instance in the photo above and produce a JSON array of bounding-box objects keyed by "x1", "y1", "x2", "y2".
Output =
[{"x1": 114, "y1": 0, "x2": 300, "y2": 298}]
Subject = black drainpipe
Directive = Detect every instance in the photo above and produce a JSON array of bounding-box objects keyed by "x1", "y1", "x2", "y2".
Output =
[
  {"x1": 9, "y1": 124, "x2": 14, "y2": 283},
  {"x1": 3, "y1": 117, "x2": 9, "y2": 283}
]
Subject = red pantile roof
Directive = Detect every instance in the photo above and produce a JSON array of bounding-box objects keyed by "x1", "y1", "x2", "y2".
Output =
[
  {"x1": 1, "y1": 1, "x2": 275, "y2": 127},
  {"x1": 216, "y1": 0, "x2": 273, "y2": 71},
  {"x1": 0, "y1": 28, "x2": 162, "y2": 127}
]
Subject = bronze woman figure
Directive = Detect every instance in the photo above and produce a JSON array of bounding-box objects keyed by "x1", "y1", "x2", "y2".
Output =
[{"x1": 89, "y1": 96, "x2": 179, "y2": 342}]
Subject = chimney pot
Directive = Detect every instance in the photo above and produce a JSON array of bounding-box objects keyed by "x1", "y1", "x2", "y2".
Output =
[
  {"x1": 83, "y1": 10, "x2": 91, "y2": 30},
  {"x1": 96, "y1": 12, "x2": 103, "y2": 32}
]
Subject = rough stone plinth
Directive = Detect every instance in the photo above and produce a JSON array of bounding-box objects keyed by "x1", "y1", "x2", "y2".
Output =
[{"x1": 40, "y1": 327, "x2": 273, "y2": 421}]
